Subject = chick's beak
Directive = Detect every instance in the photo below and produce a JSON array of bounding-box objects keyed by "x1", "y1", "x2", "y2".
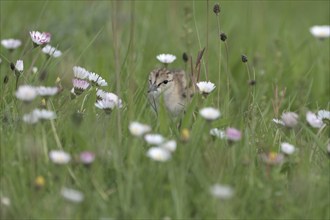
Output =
[{"x1": 148, "y1": 83, "x2": 158, "y2": 93}]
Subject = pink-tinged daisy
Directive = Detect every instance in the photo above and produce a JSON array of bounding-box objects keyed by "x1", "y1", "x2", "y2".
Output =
[
  {"x1": 306, "y1": 111, "x2": 323, "y2": 128},
  {"x1": 281, "y1": 112, "x2": 299, "y2": 128},
  {"x1": 196, "y1": 81, "x2": 216, "y2": 95},
  {"x1": 15, "y1": 60, "x2": 24, "y2": 72},
  {"x1": 61, "y1": 187, "x2": 84, "y2": 203},
  {"x1": 1, "y1": 38, "x2": 22, "y2": 50},
  {"x1": 199, "y1": 107, "x2": 221, "y2": 121},
  {"x1": 156, "y1": 54, "x2": 176, "y2": 64},
  {"x1": 225, "y1": 127, "x2": 242, "y2": 141},
  {"x1": 129, "y1": 121, "x2": 151, "y2": 137},
  {"x1": 80, "y1": 151, "x2": 95, "y2": 165},
  {"x1": 15, "y1": 85, "x2": 37, "y2": 102},
  {"x1": 95, "y1": 98, "x2": 116, "y2": 114},
  {"x1": 35, "y1": 86, "x2": 58, "y2": 96},
  {"x1": 72, "y1": 79, "x2": 90, "y2": 95},
  {"x1": 146, "y1": 147, "x2": 171, "y2": 162},
  {"x1": 49, "y1": 150, "x2": 71, "y2": 164},
  {"x1": 88, "y1": 72, "x2": 108, "y2": 87},
  {"x1": 42, "y1": 45, "x2": 62, "y2": 58},
  {"x1": 210, "y1": 184, "x2": 234, "y2": 200},
  {"x1": 73, "y1": 66, "x2": 90, "y2": 80},
  {"x1": 280, "y1": 142, "x2": 295, "y2": 155},
  {"x1": 29, "y1": 31, "x2": 51, "y2": 46}
]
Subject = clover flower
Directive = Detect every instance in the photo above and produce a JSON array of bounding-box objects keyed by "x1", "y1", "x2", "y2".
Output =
[
  {"x1": 49, "y1": 150, "x2": 71, "y2": 164},
  {"x1": 15, "y1": 85, "x2": 37, "y2": 102},
  {"x1": 1, "y1": 38, "x2": 22, "y2": 50},
  {"x1": 129, "y1": 121, "x2": 151, "y2": 137},
  {"x1": 310, "y1": 25, "x2": 330, "y2": 39},
  {"x1": 29, "y1": 31, "x2": 51, "y2": 46},
  {"x1": 42, "y1": 45, "x2": 62, "y2": 58},
  {"x1": 146, "y1": 147, "x2": 171, "y2": 162},
  {"x1": 73, "y1": 66, "x2": 90, "y2": 80},
  {"x1": 196, "y1": 81, "x2": 216, "y2": 95},
  {"x1": 199, "y1": 107, "x2": 221, "y2": 120},
  {"x1": 156, "y1": 54, "x2": 176, "y2": 64}
]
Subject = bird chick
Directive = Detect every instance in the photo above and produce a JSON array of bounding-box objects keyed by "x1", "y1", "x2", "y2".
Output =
[{"x1": 148, "y1": 68, "x2": 192, "y2": 116}]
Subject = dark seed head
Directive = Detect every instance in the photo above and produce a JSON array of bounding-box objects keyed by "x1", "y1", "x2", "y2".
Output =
[
  {"x1": 182, "y1": 52, "x2": 189, "y2": 63},
  {"x1": 241, "y1": 55, "x2": 248, "y2": 63},
  {"x1": 3, "y1": 75, "x2": 9, "y2": 84},
  {"x1": 10, "y1": 62, "x2": 15, "y2": 71},
  {"x1": 213, "y1": 3, "x2": 220, "y2": 15},
  {"x1": 248, "y1": 80, "x2": 256, "y2": 86},
  {"x1": 220, "y1": 32, "x2": 227, "y2": 42}
]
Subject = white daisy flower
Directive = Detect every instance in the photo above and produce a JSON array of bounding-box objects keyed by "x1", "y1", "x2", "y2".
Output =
[
  {"x1": 33, "y1": 109, "x2": 57, "y2": 120},
  {"x1": 15, "y1": 60, "x2": 23, "y2": 72},
  {"x1": 29, "y1": 31, "x2": 51, "y2": 45},
  {"x1": 1, "y1": 38, "x2": 22, "y2": 50},
  {"x1": 22, "y1": 112, "x2": 39, "y2": 124},
  {"x1": 159, "y1": 140, "x2": 177, "y2": 152},
  {"x1": 98, "y1": 91, "x2": 123, "y2": 108},
  {"x1": 129, "y1": 121, "x2": 151, "y2": 137},
  {"x1": 317, "y1": 110, "x2": 330, "y2": 121},
  {"x1": 199, "y1": 107, "x2": 221, "y2": 121},
  {"x1": 272, "y1": 118, "x2": 285, "y2": 126},
  {"x1": 156, "y1": 54, "x2": 176, "y2": 64},
  {"x1": 15, "y1": 85, "x2": 37, "y2": 102},
  {"x1": 0, "y1": 196, "x2": 10, "y2": 206},
  {"x1": 146, "y1": 147, "x2": 171, "y2": 162},
  {"x1": 49, "y1": 150, "x2": 71, "y2": 164},
  {"x1": 210, "y1": 184, "x2": 234, "y2": 200},
  {"x1": 61, "y1": 187, "x2": 84, "y2": 203},
  {"x1": 95, "y1": 99, "x2": 116, "y2": 113},
  {"x1": 306, "y1": 111, "x2": 323, "y2": 128},
  {"x1": 196, "y1": 81, "x2": 216, "y2": 94},
  {"x1": 310, "y1": 25, "x2": 330, "y2": 39},
  {"x1": 35, "y1": 86, "x2": 58, "y2": 96},
  {"x1": 42, "y1": 45, "x2": 62, "y2": 58},
  {"x1": 280, "y1": 142, "x2": 295, "y2": 155},
  {"x1": 32, "y1": 67, "x2": 38, "y2": 74},
  {"x1": 73, "y1": 66, "x2": 90, "y2": 80},
  {"x1": 209, "y1": 128, "x2": 226, "y2": 139},
  {"x1": 144, "y1": 133, "x2": 165, "y2": 145},
  {"x1": 281, "y1": 112, "x2": 299, "y2": 128},
  {"x1": 89, "y1": 72, "x2": 108, "y2": 87}
]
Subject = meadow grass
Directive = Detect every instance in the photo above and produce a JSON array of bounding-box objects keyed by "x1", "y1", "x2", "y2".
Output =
[{"x1": 0, "y1": 1, "x2": 329, "y2": 219}]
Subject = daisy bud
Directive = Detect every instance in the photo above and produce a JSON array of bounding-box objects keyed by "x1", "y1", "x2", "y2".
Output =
[
  {"x1": 241, "y1": 55, "x2": 248, "y2": 63},
  {"x1": 213, "y1": 3, "x2": 220, "y2": 15},
  {"x1": 220, "y1": 32, "x2": 227, "y2": 42}
]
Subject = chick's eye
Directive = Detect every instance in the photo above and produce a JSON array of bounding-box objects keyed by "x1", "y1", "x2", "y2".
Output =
[{"x1": 163, "y1": 80, "x2": 168, "y2": 84}]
